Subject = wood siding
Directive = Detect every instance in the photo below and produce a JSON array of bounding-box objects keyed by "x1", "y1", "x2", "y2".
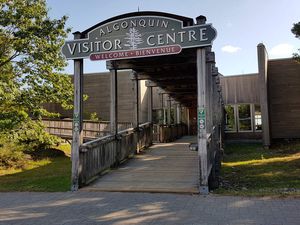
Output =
[
  {"x1": 268, "y1": 59, "x2": 300, "y2": 139},
  {"x1": 220, "y1": 74, "x2": 260, "y2": 105},
  {"x1": 44, "y1": 71, "x2": 150, "y2": 123}
]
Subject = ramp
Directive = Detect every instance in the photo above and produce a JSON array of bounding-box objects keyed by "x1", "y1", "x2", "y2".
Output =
[{"x1": 83, "y1": 136, "x2": 199, "y2": 194}]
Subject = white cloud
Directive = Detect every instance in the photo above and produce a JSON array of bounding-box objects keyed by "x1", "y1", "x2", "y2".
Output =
[
  {"x1": 269, "y1": 43, "x2": 295, "y2": 58},
  {"x1": 221, "y1": 45, "x2": 241, "y2": 53}
]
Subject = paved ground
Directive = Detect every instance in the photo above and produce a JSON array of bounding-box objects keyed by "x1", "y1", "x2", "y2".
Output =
[
  {"x1": 85, "y1": 136, "x2": 199, "y2": 194},
  {"x1": 0, "y1": 192, "x2": 299, "y2": 225}
]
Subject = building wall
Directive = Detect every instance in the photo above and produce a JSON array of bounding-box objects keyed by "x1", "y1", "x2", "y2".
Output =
[
  {"x1": 220, "y1": 73, "x2": 259, "y2": 105},
  {"x1": 220, "y1": 74, "x2": 262, "y2": 139},
  {"x1": 45, "y1": 70, "x2": 150, "y2": 123},
  {"x1": 82, "y1": 71, "x2": 136, "y2": 122},
  {"x1": 268, "y1": 59, "x2": 300, "y2": 139}
]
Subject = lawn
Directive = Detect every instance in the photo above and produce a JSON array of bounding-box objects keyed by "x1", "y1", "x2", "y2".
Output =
[
  {"x1": 215, "y1": 141, "x2": 300, "y2": 196},
  {"x1": 0, "y1": 144, "x2": 71, "y2": 192}
]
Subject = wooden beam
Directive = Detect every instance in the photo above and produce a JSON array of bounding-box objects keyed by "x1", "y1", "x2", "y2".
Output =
[
  {"x1": 145, "y1": 80, "x2": 158, "y2": 87},
  {"x1": 135, "y1": 74, "x2": 196, "y2": 81}
]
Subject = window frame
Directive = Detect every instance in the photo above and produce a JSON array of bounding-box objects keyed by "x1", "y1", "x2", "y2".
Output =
[
  {"x1": 224, "y1": 104, "x2": 237, "y2": 133},
  {"x1": 237, "y1": 104, "x2": 253, "y2": 132}
]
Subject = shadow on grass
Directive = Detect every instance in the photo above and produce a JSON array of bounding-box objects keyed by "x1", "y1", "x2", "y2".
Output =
[
  {"x1": 217, "y1": 142, "x2": 300, "y2": 196},
  {"x1": 0, "y1": 149, "x2": 71, "y2": 192}
]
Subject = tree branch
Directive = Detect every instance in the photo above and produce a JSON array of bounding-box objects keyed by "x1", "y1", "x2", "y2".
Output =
[{"x1": 0, "y1": 51, "x2": 20, "y2": 68}]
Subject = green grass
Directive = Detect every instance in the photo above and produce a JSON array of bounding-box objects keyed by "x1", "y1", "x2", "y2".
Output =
[
  {"x1": 215, "y1": 141, "x2": 300, "y2": 196},
  {"x1": 0, "y1": 143, "x2": 71, "y2": 192}
]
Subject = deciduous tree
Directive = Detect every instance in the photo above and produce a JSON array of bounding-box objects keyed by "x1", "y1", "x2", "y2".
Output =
[
  {"x1": 0, "y1": 0, "x2": 72, "y2": 149},
  {"x1": 291, "y1": 22, "x2": 300, "y2": 62}
]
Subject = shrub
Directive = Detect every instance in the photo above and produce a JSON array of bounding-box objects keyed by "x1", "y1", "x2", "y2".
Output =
[
  {"x1": 14, "y1": 120, "x2": 61, "y2": 151},
  {"x1": 0, "y1": 136, "x2": 27, "y2": 168}
]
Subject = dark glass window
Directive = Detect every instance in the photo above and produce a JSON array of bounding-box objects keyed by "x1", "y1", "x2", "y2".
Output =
[
  {"x1": 238, "y1": 104, "x2": 252, "y2": 131},
  {"x1": 225, "y1": 105, "x2": 236, "y2": 131}
]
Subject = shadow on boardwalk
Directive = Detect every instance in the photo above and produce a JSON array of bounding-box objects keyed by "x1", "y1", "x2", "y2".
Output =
[{"x1": 84, "y1": 136, "x2": 199, "y2": 194}]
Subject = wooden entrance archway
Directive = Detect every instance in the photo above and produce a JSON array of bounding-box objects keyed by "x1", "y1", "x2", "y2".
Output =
[{"x1": 62, "y1": 11, "x2": 223, "y2": 194}]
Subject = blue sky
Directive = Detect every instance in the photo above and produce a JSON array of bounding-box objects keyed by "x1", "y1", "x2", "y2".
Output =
[{"x1": 47, "y1": 0, "x2": 300, "y2": 76}]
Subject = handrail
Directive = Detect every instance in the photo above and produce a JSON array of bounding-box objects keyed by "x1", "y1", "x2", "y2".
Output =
[
  {"x1": 80, "y1": 134, "x2": 115, "y2": 150},
  {"x1": 42, "y1": 118, "x2": 131, "y2": 124},
  {"x1": 78, "y1": 121, "x2": 153, "y2": 186},
  {"x1": 80, "y1": 122, "x2": 152, "y2": 151}
]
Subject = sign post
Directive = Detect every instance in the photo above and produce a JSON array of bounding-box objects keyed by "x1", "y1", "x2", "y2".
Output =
[{"x1": 71, "y1": 32, "x2": 84, "y2": 191}]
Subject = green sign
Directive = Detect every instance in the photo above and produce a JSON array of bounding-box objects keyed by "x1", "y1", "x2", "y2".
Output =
[
  {"x1": 73, "y1": 113, "x2": 80, "y2": 132},
  {"x1": 62, "y1": 15, "x2": 217, "y2": 60},
  {"x1": 198, "y1": 108, "x2": 206, "y2": 130}
]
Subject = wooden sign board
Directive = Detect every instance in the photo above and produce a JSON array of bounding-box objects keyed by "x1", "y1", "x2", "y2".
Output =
[{"x1": 62, "y1": 16, "x2": 217, "y2": 61}]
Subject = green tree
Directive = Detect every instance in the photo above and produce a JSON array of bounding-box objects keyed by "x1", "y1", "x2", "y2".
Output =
[
  {"x1": 0, "y1": 0, "x2": 73, "y2": 150},
  {"x1": 291, "y1": 22, "x2": 300, "y2": 62}
]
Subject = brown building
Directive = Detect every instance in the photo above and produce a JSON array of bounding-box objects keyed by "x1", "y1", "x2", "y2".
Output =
[
  {"x1": 46, "y1": 44, "x2": 300, "y2": 144},
  {"x1": 221, "y1": 45, "x2": 300, "y2": 143}
]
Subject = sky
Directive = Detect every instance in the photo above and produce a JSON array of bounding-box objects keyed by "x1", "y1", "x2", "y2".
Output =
[{"x1": 47, "y1": 0, "x2": 300, "y2": 76}]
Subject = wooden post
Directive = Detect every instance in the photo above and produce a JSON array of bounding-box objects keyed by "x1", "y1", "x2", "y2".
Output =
[
  {"x1": 167, "y1": 97, "x2": 171, "y2": 124},
  {"x1": 71, "y1": 32, "x2": 84, "y2": 191},
  {"x1": 197, "y1": 47, "x2": 208, "y2": 194},
  {"x1": 187, "y1": 108, "x2": 190, "y2": 135},
  {"x1": 133, "y1": 73, "x2": 139, "y2": 128},
  {"x1": 110, "y1": 67, "x2": 118, "y2": 135},
  {"x1": 173, "y1": 102, "x2": 178, "y2": 124},
  {"x1": 132, "y1": 71, "x2": 140, "y2": 152},
  {"x1": 148, "y1": 86, "x2": 153, "y2": 123},
  {"x1": 160, "y1": 93, "x2": 166, "y2": 124},
  {"x1": 176, "y1": 104, "x2": 181, "y2": 124},
  {"x1": 257, "y1": 43, "x2": 271, "y2": 148}
]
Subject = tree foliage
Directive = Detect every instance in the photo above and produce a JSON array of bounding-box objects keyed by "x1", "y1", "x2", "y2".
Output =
[
  {"x1": 0, "y1": 0, "x2": 72, "y2": 151},
  {"x1": 291, "y1": 22, "x2": 300, "y2": 62}
]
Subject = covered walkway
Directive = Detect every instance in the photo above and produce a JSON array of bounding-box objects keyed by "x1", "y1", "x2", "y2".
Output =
[
  {"x1": 83, "y1": 136, "x2": 199, "y2": 194},
  {"x1": 64, "y1": 11, "x2": 223, "y2": 193}
]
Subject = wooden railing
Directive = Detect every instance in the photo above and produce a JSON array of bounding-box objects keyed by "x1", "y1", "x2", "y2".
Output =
[
  {"x1": 153, "y1": 124, "x2": 187, "y2": 143},
  {"x1": 79, "y1": 122, "x2": 153, "y2": 185},
  {"x1": 41, "y1": 119, "x2": 132, "y2": 139}
]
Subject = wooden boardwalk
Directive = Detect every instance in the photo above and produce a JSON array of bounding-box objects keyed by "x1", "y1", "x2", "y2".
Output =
[{"x1": 83, "y1": 136, "x2": 199, "y2": 194}]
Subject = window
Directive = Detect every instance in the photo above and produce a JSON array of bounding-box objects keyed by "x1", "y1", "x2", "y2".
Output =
[
  {"x1": 225, "y1": 105, "x2": 236, "y2": 132},
  {"x1": 224, "y1": 104, "x2": 262, "y2": 133},
  {"x1": 254, "y1": 105, "x2": 262, "y2": 131},
  {"x1": 238, "y1": 104, "x2": 252, "y2": 131}
]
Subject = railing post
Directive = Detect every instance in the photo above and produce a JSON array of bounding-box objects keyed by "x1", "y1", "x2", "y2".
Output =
[{"x1": 71, "y1": 32, "x2": 84, "y2": 191}]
